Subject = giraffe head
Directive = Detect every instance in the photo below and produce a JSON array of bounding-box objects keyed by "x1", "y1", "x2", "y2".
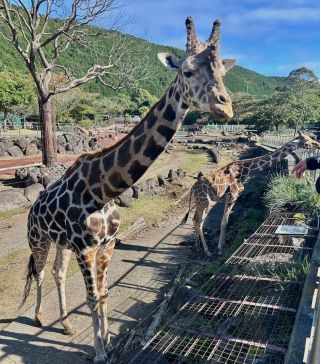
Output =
[
  {"x1": 292, "y1": 131, "x2": 320, "y2": 149},
  {"x1": 158, "y1": 17, "x2": 235, "y2": 120}
]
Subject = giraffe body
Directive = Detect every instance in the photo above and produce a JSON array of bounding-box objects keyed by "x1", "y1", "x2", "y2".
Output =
[
  {"x1": 22, "y1": 17, "x2": 235, "y2": 362},
  {"x1": 185, "y1": 132, "x2": 320, "y2": 257}
]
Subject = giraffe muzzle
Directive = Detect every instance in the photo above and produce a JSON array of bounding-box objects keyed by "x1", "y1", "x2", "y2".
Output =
[{"x1": 214, "y1": 102, "x2": 233, "y2": 120}]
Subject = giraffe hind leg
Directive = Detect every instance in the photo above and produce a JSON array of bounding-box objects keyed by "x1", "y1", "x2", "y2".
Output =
[
  {"x1": 22, "y1": 236, "x2": 51, "y2": 327},
  {"x1": 52, "y1": 246, "x2": 75, "y2": 335},
  {"x1": 193, "y1": 208, "x2": 212, "y2": 257}
]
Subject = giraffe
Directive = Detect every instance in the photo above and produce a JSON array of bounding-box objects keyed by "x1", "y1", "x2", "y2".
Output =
[
  {"x1": 20, "y1": 17, "x2": 235, "y2": 363},
  {"x1": 183, "y1": 132, "x2": 320, "y2": 257}
]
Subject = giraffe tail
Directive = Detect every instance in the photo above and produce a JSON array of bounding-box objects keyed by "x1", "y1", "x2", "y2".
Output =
[
  {"x1": 181, "y1": 188, "x2": 194, "y2": 225},
  {"x1": 19, "y1": 254, "x2": 37, "y2": 308}
]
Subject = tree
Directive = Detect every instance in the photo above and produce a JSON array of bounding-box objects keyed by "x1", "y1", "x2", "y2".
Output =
[
  {"x1": 0, "y1": 1, "x2": 148, "y2": 166},
  {"x1": 0, "y1": 71, "x2": 35, "y2": 129},
  {"x1": 231, "y1": 92, "x2": 258, "y2": 125}
]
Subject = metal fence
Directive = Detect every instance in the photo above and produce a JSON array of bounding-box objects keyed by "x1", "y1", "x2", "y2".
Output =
[{"x1": 132, "y1": 213, "x2": 317, "y2": 363}]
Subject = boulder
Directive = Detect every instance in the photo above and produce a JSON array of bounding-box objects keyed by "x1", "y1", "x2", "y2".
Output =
[
  {"x1": 170, "y1": 286, "x2": 198, "y2": 313},
  {"x1": 168, "y1": 169, "x2": 178, "y2": 181},
  {"x1": 25, "y1": 143, "x2": 38, "y2": 156},
  {"x1": 0, "y1": 150, "x2": 9, "y2": 157},
  {"x1": 24, "y1": 183, "x2": 44, "y2": 203},
  {"x1": 0, "y1": 188, "x2": 29, "y2": 212},
  {"x1": 0, "y1": 137, "x2": 14, "y2": 149},
  {"x1": 209, "y1": 148, "x2": 220, "y2": 164},
  {"x1": 115, "y1": 189, "x2": 133, "y2": 207},
  {"x1": 14, "y1": 137, "x2": 29, "y2": 152},
  {"x1": 145, "y1": 177, "x2": 158, "y2": 190},
  {"x1": 7, "y1": 145, "x2": 24, "y2": 157},
  {"x1": 132, "y1": 185, "x2": 141, "y2": 199},
  {"x1": 157, "y1": 174, "x2": 166, "y2": 187}
]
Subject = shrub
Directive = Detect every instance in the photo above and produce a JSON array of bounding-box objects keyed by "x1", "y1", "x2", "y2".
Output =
[{"x1": 265, "y1": 175, "x2": 320, "y2": 214}]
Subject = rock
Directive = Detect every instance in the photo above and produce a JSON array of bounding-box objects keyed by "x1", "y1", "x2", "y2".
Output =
[
  {"x1": 132, "y1": 185, "x2": 141, "y2": 199},
  {"x1": 15, "y1": 164, "x2": 68, "y2": 187},
  {"x1": 168, "y1": 169, "x2": 178, "y2": 181},
  {"x1": 0, "y1": 188, "x2": 30, "y2": 212},
  {"x1": 115, "y1": 189, "x2": 133, "y2": 207},
  {"x1": 157, "y1": 175, "x2": 166, "y2": 187},
  {"x1": 209, "y1": 148, "x2": 220, "y2": 164},
  {"x1": 7, "y1": 145, "x2": 24, "y2": 157},
  {"x1": 25, "y1": 143, "x2": 38, "y2": 156},
  {"x1": 0, "y1": 151, "x2": 9, "y2": 157},
  {"x1": 0, "y1": 137, "x2": 13, "y2": 149},
  {"x1": 170, "y1": 285, "x2": 198, "y2": 313},
  {"x1": 24, "y1": 183, "x2": 44, "y2": 203},
  {"x1": 146, "y1": 178, "x2": 158, "y2": 190},
  {"x1": 14, "y1": 138, "x2": 29, "y2": 151}
]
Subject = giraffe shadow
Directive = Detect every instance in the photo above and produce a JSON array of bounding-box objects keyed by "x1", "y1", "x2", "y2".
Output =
[{"x1": 0, "y1": 329, "x2": 93, "y2": 363}]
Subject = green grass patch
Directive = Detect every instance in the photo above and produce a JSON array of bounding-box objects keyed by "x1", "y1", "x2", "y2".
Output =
[
  {"x1": 265, "y1": 175, "x2": 320, "y2": 214},
  {"x1": 0, "y1": 207, "x2": 28, "y2": 219},
  {"x1": 118, "y1": 194, "x2": 175, "y2": 233}
]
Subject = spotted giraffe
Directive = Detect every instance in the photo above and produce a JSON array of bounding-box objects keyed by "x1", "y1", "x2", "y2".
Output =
[
  {"x1": 21, "y1": 17, "x2": 235, "y2": 363},
  {"x1": 183, "y1": 132, "x2": 320, "y2": 257}
]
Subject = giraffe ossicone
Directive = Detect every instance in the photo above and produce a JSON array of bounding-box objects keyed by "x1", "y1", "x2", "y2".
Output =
[
  {"x1": 21, "y1": 17, "x2": 235, "y2": 363},
  {"x1": 183, "y1": 132, "x2": 320, "y2": 257}
]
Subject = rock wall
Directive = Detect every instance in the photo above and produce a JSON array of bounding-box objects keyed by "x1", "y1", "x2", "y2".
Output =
[{"x1": 0, "y1": 130, "x2": 99, "y2": 157}]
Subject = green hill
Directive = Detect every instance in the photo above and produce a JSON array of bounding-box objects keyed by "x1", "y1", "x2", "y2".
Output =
[{"x1": 0, "y1": 21, "x2": 287, "y2": 99}]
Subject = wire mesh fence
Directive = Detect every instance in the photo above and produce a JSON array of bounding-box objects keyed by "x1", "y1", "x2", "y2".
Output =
[{"x1": 132, "y1": 212, "x2": 317, "y2": 364}]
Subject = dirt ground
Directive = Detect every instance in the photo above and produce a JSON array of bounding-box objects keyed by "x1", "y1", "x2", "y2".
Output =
[{"x1": 0, "y1": 142, "x2": 245, "y2": 363}]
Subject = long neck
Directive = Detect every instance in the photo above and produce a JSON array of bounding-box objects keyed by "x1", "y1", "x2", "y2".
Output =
[
  {"x1": 81, "y1": 76, "x2": 189, "y2": 203},
  {"x1": 236, "y1": 141, "x2": 298, "y2": 181}
]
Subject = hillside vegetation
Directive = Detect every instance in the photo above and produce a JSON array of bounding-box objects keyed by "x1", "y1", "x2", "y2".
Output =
[{"x1": 0, "y1": 21, "x2": 286, "y2": 99}]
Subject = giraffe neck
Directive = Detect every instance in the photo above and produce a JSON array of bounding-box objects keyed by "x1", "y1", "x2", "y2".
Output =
[
  {"x1": 236, "y1": 141, "x2": 298, "y2": 181},
  {"x1": 76, "y1": 75, "x2": 189, "y2": 204}
]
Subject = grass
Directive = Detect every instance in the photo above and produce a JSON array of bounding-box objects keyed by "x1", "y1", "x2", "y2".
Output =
[
  {"x1": 118, "y1": 194, "x2": 175, "y2": 233},
  {"x1": 0, "y1": 207, "x2": 28, "y2": 219},
  {"x1": 265, "y1": 174, "x2": 320, "y2": 215}
]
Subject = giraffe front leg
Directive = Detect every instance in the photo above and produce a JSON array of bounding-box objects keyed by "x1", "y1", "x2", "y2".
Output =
[
  {"x1": 218, "y1": 202, "x2": 235, "y2": 255},
  {"x1": 52, "y1": 246, "x2": 75, "y2": 335},
  {"x1": 97, "y1": 239, "x2": 116, "y2": 350},
  {"x1": 193, "y1": 208, "x2": 212, "y2": 257},
  {"x1": 77, "y1": 248, "x2": 107, "y2": 364}
]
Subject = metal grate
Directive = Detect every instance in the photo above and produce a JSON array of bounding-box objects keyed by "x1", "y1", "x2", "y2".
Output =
[{"x1": 131, "y1": 213, "x2": 317, "y2": 363}]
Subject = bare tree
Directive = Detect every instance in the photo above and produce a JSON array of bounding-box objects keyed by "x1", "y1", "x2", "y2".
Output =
[{"x1": 0, "y1": 0, "x2": 148, "y2": 165}]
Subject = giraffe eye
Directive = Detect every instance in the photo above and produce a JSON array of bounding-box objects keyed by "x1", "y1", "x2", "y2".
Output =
[{"x1": 183, "y1": 71, "x2": 194, "y2": 78}]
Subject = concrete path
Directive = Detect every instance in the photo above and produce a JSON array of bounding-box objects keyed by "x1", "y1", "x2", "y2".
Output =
[{"x1": 0, "y1": 214, "x2": 194, "y2": 364}]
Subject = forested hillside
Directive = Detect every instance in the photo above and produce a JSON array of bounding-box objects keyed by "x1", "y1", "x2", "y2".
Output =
[{"x1": 0, "y1": 20, "x2": 287, "y2": 99}]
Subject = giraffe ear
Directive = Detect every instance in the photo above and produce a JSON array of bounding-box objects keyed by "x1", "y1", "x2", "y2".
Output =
[
  {"x1": 222, "y1": 59, "x2": 236, "y2": 73},
  {"x1": 157, "y1": 53, "x2": 184, "y2": 72}
]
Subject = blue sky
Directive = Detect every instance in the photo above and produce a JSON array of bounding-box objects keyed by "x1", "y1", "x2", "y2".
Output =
[{"x1": 122, "y1": 0, "x2": 320, "y2": 77}]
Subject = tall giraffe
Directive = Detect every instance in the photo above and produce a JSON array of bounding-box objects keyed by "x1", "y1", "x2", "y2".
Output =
[
  {"x1": 183, "y1": 132, "x2": 320, "y2": 257},
  {"x1": 21, "y1": 17, "x2": 235, "y2": 363}
]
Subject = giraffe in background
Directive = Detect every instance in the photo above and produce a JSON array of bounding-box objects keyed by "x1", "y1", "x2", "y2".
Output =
[
  {"x1": 21, "y1": 17, "x2": 235, "y2": 363},
  {"x1": 183, "y1": 132, "x2": 320, "y2": 257}
]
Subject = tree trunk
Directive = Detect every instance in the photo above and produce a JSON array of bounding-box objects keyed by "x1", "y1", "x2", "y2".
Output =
[
  {"x1": 3, "y1": 110, "x2": 8, "y2": 130},
  {"x1": 39, "y1": 98, "x2": 57, "y2": 166}
]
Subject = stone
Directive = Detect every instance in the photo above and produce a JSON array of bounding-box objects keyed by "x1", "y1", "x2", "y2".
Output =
[
  {"x1": 145, "y1": 178, "x2": 158, "y2": 190},
  {"x1": 0, "y1": 151, "x2": 9, "y2": 157},
  {"x1": 132, "y1": 185, "x2": 141, "y2": 199},
  {"x1": 14, "y1": 138, "x2": 29, "y2": 151},
  {"x1": 209, "y1": 148, "x2": 220, "y2": 164},
  {"x1": 7, "y1": 145, "x2": 24, "y2": 157},
  {"x1": 157, "y1": 175, "x2": 166, "y2": 187},
  {"x1": 170, "y1": 285, "x2": 198, "y2": 313},
  {"x1": 25, "y1": 143, "x2": 38, "y2": 156},
  {"x1": 0, "y1": 188, "x2": 29, "y2": 212},
  {"x1": 168, "y1": 169, "x2": 178, "y2": 181},
  {"x1": 115, "y1": 189, "x2": 133, "y2": 207},
  {"x1": 24, "y1": 183, "x2": 44, "y2": 203}
]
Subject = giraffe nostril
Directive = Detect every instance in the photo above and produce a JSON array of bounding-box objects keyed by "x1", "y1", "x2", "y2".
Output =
[{"x1": 218, "y1": 95, "x2": 227, "y2": 104}]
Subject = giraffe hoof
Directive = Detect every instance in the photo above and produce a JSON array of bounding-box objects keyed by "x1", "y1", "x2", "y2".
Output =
[
  {"x1": 62, "y1": 319, "x2": 76, "y2": 335},
  {"x1": 103, "y1": 332, "x2": 111, "y2": 346},
  {"x1": 34, "y1": 316, "x2": 43, "y2": 327}
]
